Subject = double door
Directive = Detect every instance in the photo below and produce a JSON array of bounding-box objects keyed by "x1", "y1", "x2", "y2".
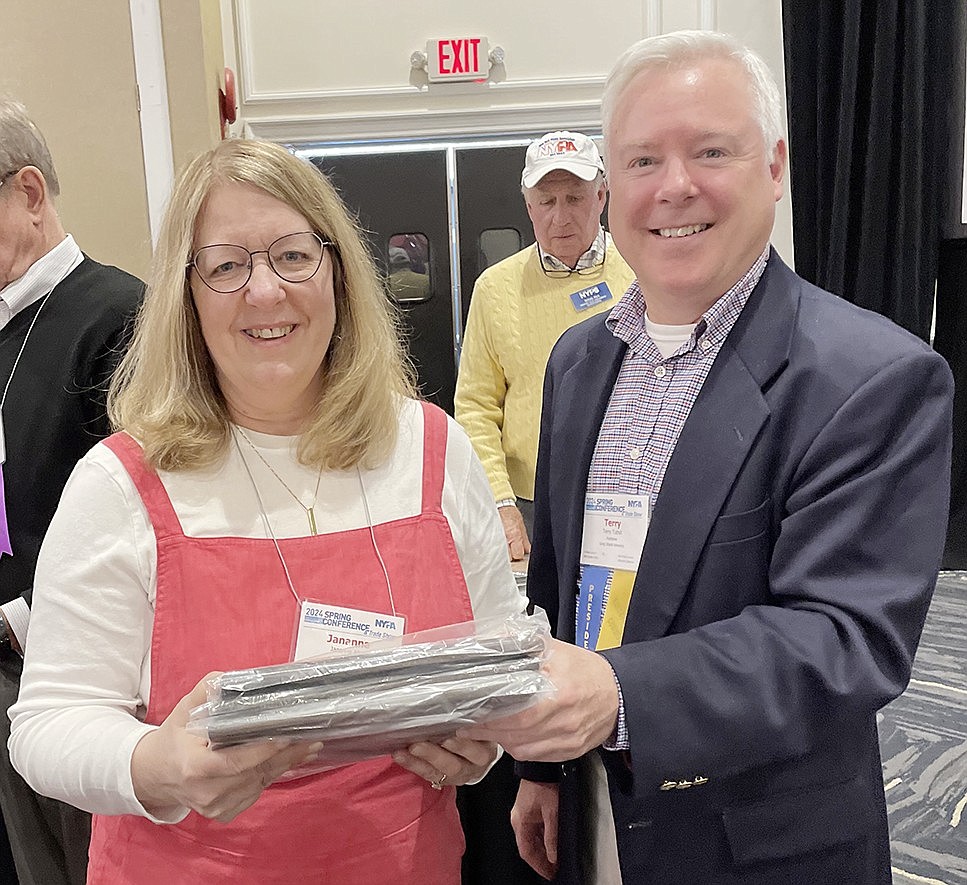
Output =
[{"x1": 304, "y1": 141, "x2": 535, "y2": 413}]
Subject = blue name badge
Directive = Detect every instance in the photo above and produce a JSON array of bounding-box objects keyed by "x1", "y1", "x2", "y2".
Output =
[{"x1": 569, "y1": 281, "x2": 614, "y2": 312}]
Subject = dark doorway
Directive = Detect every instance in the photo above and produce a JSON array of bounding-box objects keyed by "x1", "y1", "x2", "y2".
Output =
[{"x1": 310, "y1": 149, "x2": 455, "y2": 411}]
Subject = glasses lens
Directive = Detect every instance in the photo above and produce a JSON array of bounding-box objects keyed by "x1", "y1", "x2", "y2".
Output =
[
  {"x1": 194, "y1": 245, "x2": 252, "y2": 293},
  {"x1": 268, "y1": 232, "x2": 324, "y2": 282}
]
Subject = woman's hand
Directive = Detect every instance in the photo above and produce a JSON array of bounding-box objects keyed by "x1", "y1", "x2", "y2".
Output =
[
  {"x1": 393, "y1": 737, "x2": 499, "y2": 789},
  {"x1": 131, "y1": 673, "x2": 322, "y2": 823}
]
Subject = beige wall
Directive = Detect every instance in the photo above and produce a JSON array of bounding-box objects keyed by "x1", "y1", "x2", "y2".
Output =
[
  {"x1": 0, "y1": 0, "x2": 153, "y2": 279},
  {"x1": 162, "y1": 0, "x2": 225, "y2": 171},
  {"x1": 0, "y1": 0, "x2": 226, "y2": 281}
]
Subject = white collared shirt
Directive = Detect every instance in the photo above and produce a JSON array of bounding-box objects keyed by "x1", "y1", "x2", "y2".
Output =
[{"x1": 0, "y1": 235, "x2": 83, "y2": 331}]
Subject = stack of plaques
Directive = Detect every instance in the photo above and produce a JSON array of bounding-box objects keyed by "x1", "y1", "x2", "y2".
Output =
[{"x1": 188, "y1": 613, "x2": 552, "y2": 766}]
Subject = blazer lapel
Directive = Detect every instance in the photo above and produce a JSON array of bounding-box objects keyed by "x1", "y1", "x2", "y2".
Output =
[
  {"x1": 550, "y1": 320, "x2": 627, "y2": 641},
  {"x1": 624, "y1": 253, "x2": 801, "y2": 640}
]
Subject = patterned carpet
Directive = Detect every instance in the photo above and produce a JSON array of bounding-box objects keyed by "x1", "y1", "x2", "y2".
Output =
[{"x1": 880, "y1": 571, "x2": 967, "y2": 884}]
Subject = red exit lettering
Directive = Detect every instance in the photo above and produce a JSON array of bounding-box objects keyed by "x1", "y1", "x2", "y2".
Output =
[{"x1": 437, "y1": 38, "x2": 482, "y2": 75}]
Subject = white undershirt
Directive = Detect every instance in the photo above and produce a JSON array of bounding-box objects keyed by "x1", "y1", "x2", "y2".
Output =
[{"x1": 645, "y1": 313, "x2": 699, "y2": 360}]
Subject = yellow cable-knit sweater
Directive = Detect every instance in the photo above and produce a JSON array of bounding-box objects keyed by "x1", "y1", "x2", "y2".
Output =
[{"x1": 454, "y1": 239, "x2": 636, "y2": 501}]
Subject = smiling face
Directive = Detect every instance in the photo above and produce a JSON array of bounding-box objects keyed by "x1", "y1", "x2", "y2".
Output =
[
  {"x1": 524, "y1": 170, "x2": 607, "y2": 268},
  {"x1": 190, "y1": 181, "x2": 336, "y2": 433},
  {"x1": 605, "y1": 57, "x2": 785, "y2": 323}
]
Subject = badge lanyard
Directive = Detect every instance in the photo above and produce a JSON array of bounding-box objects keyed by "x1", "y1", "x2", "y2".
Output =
[{"x1": 233, "y1": 431, "x2": 403, "y2": 659}]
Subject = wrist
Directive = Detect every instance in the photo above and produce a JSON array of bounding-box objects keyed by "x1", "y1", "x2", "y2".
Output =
[
  {"x1": 131, "y1": 728, "x2": 181, "y2": 817},
  {"x1": 495, "y1": 498, "x2": 517, "y2": 508}
]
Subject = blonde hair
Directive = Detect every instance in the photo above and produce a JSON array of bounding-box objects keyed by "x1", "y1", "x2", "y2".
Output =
[{"x1": 109, "y1": 138, "x2": 416, "y2": 471}]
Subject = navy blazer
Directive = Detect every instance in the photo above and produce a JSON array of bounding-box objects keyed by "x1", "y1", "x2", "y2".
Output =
[{"x1": 521, "y1": 252, "x2": 953, "y2": 884}]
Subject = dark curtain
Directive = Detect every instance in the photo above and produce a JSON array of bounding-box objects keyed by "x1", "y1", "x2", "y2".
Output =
[
  {"x1": 936, "y1": 240, "x2": 967, "y2": 567},
  {"x1": 782, "y1": 0, "x2": 967, "y2": 565},
  {"x1": 935, "y1": 4, "x2": 967, "y2": 568},
  {"x1": 782, "y1": 0, "x2": 958, "y2": 340}
]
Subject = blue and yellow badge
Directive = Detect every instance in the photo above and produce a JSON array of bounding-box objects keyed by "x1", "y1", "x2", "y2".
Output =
[{"x1": 577, "y1": 493, "x2": 650, "y2": 649}]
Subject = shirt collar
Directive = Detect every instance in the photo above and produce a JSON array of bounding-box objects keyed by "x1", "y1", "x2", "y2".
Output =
[
  {"x1": 538, "y1": 226, "x2": 607, "y2": 271},
  {"x1": 608, "y1": 245, "x2": 771, "y2": 357},
  {"x1": 0, "y1": 235, "x2": 83, "y2": 323}
]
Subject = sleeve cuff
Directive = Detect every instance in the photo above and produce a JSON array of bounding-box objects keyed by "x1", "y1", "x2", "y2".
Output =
[
  {"x1": 1, "y1": 598, "x2": 31, "y2": 653},
  {"x1": 601, "y1": 663, "x2": 630, "y2": 752}
]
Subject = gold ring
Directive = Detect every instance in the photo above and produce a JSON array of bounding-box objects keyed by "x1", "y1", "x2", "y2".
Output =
[{"x1": 430, "y1": 772, "x2": 447, "y2": 790}]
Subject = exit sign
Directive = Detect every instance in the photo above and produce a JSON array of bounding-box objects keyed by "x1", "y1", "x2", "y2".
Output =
[{"x1": 427, "y1": 37, "x2": 490, "y2": 82}]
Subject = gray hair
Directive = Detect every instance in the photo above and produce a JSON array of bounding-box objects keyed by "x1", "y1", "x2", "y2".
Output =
[
  {"x1": 601, "y1": 30, "x2": 784, "y2": 156},
  {"x1": 0, "y1": 98, "x2": 60, "y2": 196},
  {"x1": 521, "y1": 170, "x2": 605, "y2": 198}
]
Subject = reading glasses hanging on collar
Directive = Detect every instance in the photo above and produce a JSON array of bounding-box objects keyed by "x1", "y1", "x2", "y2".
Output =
[
  {"x1": 188, "y1": 231, "x2": 330, "y2": 294},
  {"x1": 538, "y1": 235, "x2": 607, "y2": 279}
]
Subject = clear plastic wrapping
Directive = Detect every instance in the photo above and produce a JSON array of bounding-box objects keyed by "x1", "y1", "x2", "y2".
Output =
[{"x1": 186, "y1": 611, "x2": 553, "y2": 767}]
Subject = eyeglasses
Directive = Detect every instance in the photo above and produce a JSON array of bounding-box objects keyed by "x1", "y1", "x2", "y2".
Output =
[
  {"x1": 0, "y1": 170, "x2": 19, "y2": 189},
  {"x1": 188, "y1": 231, "x2": 331, "y2": 294},
  {"x1": 538, "y1": 236, "x2": 607, "y2": 279}
]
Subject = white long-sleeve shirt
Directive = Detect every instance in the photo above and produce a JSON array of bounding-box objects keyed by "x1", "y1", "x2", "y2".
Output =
[{"x1": 9, "y1": 398, "x2": 525, "y2": 819}]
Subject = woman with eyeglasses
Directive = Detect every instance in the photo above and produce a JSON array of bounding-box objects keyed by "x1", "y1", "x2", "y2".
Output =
[{"x1": 8, "y1": 139, "x2": 524, "y2": 884}]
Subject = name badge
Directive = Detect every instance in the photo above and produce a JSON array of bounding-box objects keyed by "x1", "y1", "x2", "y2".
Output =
[
  {"x1": 293, "y1": 602, "x2": 405, "y2": 661},
  {"x1": 580, "y1": 493, "x2": 650, "y2": 571},
  {"x1": 569, "y1": 281, "x2": 614, "y2": 312}
]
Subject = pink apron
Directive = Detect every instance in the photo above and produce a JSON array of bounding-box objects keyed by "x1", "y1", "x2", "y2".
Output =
[{"x1": 87, "y1": 402, "x2": 473, "y2": 884}]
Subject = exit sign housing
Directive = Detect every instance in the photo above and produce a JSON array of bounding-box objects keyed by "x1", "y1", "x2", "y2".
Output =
[{"x1": 427, "y1": 37, "x2": 490, "y2": 82}]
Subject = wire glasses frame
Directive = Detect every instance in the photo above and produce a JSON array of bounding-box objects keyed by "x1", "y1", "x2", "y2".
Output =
[
  {"x1": 538, "y1": 234, "x2": 608, "y2": 279},
  {"x1": 187, "y1": 231, "x2": 331, "y2": 294}
]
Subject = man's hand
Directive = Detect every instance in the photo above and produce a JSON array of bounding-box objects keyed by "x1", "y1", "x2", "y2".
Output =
[
  {"x1": 461, "y1": 639, "x2": 619, "y2": 761},
  {"x1": 499, "y1": 504, "x2": 531, "y2": 561},
  {"x1": 512, "y1": 780, "x2": 560, "y2": 880}
]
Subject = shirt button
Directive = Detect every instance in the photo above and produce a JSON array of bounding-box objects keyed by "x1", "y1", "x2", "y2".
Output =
[
  {"x1": 699, "y1": 336, "x2": 711, "y2": 350},
  {"x1": 654, "y1": 365, "x2": 667, "y2": 379},
  {"x1": 629, "y1": 447, "x2": 642, "y2": 461}
]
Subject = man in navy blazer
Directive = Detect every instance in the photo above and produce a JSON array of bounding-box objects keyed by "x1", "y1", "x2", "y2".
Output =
[{"x1": 465, "y1": 30, "x2": 954, "y2": 884}]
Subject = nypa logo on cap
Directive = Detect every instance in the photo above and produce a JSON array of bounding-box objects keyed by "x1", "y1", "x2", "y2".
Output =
[
  {"x1": 536, "y1": 137, "x2": 580, "y2": 158},
  {"x1": 521, "y1": 130, "x2": 605, "y2": 188}
]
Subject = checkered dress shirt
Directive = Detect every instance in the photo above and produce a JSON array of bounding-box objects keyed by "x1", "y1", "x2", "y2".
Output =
[{"x1": 590, "y1": 246, "x2": 770, "y2": 748}]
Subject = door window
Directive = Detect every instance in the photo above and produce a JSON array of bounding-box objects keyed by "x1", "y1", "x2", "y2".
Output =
[
  {"x1": 387, "y1": 233, "x2": 431, "y2": 303},
  {"x1": 478, "y1": 228, "x2": 523, "y2": 274}
]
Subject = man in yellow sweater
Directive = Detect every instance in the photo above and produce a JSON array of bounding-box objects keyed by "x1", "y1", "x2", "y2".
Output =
[{"x1": 455, "y1": 131, "x2": 635, "y2": 560}]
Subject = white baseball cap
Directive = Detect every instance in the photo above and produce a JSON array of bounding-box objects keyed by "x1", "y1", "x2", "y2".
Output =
[{"x1": 521, "y1": 131, "x2": 605, "y2": 189}]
